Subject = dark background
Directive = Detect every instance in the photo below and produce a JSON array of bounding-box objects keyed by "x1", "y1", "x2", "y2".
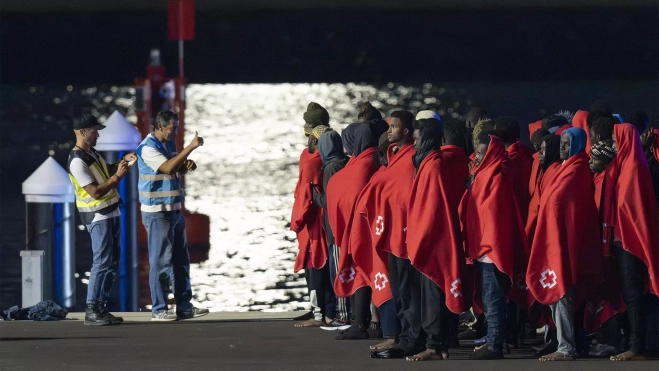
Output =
[{"x1": 1, "y1": 7, "x2": 658, "y2": 85}]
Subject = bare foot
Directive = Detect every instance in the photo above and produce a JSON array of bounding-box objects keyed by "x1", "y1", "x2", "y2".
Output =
[
  {"x1": 294, "y1": 319, "x2": 324, "y2": 327},
  {"x1": 406, "y1": 349, "x2": 443, "y2": 361},
  {"x1": 539, "y1": 351, "x2": 576, "y2": 361},
  {"x1": 370, "y1": 338, "x2": 396, "y2": 350},
  {"x1": 610, "y1": 351, "x2": 647, "y2": 361}
]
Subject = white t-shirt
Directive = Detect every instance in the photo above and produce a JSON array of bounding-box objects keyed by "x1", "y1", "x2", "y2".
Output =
[
  {"x1": 140, "y1": 138, "x2": 182, "y2": 212},
  {"x1": 69, "y1": 151, "x2": 121, "y2": 223}
]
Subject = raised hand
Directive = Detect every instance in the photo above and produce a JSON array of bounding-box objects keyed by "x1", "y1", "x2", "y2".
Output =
[
  {"x1": 188, "y1": 131, "x2": 204, "y2": 150},
  {"x1": 115, "y1": 160, "x2": 129, "y2": 178}
]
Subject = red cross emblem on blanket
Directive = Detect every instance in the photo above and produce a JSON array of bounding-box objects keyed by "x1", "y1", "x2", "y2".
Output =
[
  {"x1": 338, "y1": 267, "x2": 356, "y2": 284},
  {"x1": 374, "y1": 272, "x2": 388, "y2": 291},
  {"x1": 540, "y1": 269, "x2": 558, "y2": 289},
  {"x1": 450, "y1": 279, "x2": 462, "y2": 297},
  {"x1": 375, "y1": 216, "x2": 384, "y2": 236}
]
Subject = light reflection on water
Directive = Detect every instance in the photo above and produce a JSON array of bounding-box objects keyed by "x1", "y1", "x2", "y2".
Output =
[{"x1": 182, "y1": 84, "x2": 400, "y2": 312}]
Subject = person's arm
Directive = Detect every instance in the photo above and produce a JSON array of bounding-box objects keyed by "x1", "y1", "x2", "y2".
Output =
[
  {"x1": 107, "y1": 152, "x2": 137, "y2": 174},
  {"x1": 80, "y1": 161, "x2": 129, "y2": 200},
  {"x1": 157, "y1": 132, "x2": 203, "y2": 175}
]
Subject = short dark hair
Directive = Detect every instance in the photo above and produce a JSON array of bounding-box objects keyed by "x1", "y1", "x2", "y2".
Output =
[
  {"x1": 477, "y1": 129, "x2": 506, "y2": 147},
  {"x1": 155, "y1": 110, "x2": 178, "y2": 128},
  {"x1": 357, "y1": 102, "x2": 382, "y2": 121},
  {"x1": 531, "y1": 128, "x2": 551, "y2": 147},
  {"x1": 443, "y1": 118, "x2": 468, "y2": 149},
  {"x1": 591, "y1": 117, "x2": 615, "y2": 141},
  {"x1": 630, "y1": 111, "x2": 649, "y2": 133},
  {"x1": 390, "y1": 110, "x2": 415, "y2": 132},
  {"x1": 494, "y1": 116, "x2": 520, "y2": 143}
]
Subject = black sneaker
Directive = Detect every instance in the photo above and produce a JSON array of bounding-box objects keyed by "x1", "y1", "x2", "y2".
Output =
[
  {"x1": 320, "y1": 319, "x2": 352, "y2": 331},
  {"x1": 176, "y1": 307, "x2": 209, "y2": 320},
  {"x1": 84, "y1": 303, "x2": 112, "y2": 326},
  {"x1": 97, "y1": 303, "x2": 123, "y2": 324},
  {"x1": 367, "y1": 321, "x2": 383, "y2": 339},
  {"x1": 335, "y1": 324, "x2": 369, "y2": 340},
  {"x1": 469, "y1": 346, "x2": 504, "y2": 360}
]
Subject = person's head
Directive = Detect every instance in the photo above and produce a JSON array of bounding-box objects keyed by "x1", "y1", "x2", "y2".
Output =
[
  {"x1": 73, "y1": 114, "x2": 106, "y2": 147},
  {"x1": 560, "y1": 127, "x2": 588, "y2": 160},
  {"x1": 531, "y1": 128, "x2": 551, "y2": 153},
  {"x1": 589, "y1": 140, "x2": 616, "y2": 174},
  {"x1": 308, "y1": 125, "x2": 330, "y2": 153},
  {"x1": 590, "y1": 117, "x2": 615, "y2": 144},
  {"x1": 539, "y1": 135, "x2": 561, "y2": 170},
  {"x1": 412, "y1": 118, "x2": 443, "y2": 151},
  {"x1": 475, "y1": 129, "x2": 506, "y2": 166},
  {"x1": 357, "y1": 102, "x2": 382, "y2": 122},
  {"x1": 494, "y1": 116, "x2": 520, "y2": 144},
  {"x1": 154, "y1": 110, "x2": 179, "y2": 142},
  {"x1": 443, "y1": 118, "x2": 469, "y2": 151},
  {"x1": 542, "y1": 115, "x2": 569, "y2": 134},
  {"x1": 630, "y1": 111, "x2": 649, "y2": 134},
  {"x1": 318, "y1": 130, "x2": 345, "y2": 168},
  {"x1": 375, "y1": 132, "x2": 390, "y2": 167},
  {"x1": 387, "y1": 110, "x2": 415, "y2": 145},
  {"x1": 303, "y1": 102, "x2": 330, "y2": 136},
  {"x1": 586, "y1": 99, "x2": 613, "y2": 129},
  {"x1": 465, "y1": 106, "x2": 486, "y2": 129},
  {"x1": 472, "y1": 118, "x2": 495, "y2": 149}
]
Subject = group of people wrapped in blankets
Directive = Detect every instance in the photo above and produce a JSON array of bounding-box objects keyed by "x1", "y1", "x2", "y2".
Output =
[{"x1": 290, "y1": 100, "x2": 659, "y2": 361}]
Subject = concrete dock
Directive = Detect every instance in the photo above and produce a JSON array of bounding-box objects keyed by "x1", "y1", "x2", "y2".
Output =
[{"x1": 1, "y1": 312, "x2": 657, "y2": 371}]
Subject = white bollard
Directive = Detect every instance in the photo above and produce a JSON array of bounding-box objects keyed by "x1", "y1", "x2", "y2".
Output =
[{"x1": 20, "y1": 250, "x2": 44, "y2": 307}]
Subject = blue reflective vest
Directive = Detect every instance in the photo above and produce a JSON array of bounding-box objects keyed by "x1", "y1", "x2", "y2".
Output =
[{"x1": 136, "y1": 134, "x2": 185, "y2": 206}]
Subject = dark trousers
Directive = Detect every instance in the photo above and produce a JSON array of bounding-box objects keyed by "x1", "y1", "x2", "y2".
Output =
[
  {"x1": 421, "y1": 274, "x2": 454, "y2": 352},
  {"x1": 378, "y1": 299, "x2": 399, "y2": 338},
  {"x1": 613, "y1": 245, "x2": 648, "y2": 353},
  {"x1": 306, "y1": 264, "x2": 337, "y2": 320},
  {"x1": 477, "y1": 261, "x2": 510, "y2": 353},
  {"x1": 388, "y1": 253, "x2": 425, "y2": 348},
  {"x1": 349, "y1": 286, "x2": 371, "y2": 328}
]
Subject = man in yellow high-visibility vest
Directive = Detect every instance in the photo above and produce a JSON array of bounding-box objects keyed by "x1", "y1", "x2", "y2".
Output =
[{"x1": 67, "y1": 114, "x2": 136, "y2": 326}]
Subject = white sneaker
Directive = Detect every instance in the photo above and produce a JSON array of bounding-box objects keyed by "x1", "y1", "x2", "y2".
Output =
[{"x1": 151, "y1": 310, "x2": 178, "y2": 321}]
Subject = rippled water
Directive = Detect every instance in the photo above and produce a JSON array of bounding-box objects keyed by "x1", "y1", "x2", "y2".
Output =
[
  {"x1": 1, "y1": 81, "x2": 655, "y2": 312},
  {"x1": 182, "y1": 83, "x2": 456, "y2": 312}
]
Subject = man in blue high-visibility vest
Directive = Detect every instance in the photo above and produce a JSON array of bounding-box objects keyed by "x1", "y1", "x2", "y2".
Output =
[{"x1": 136, "y1": 110, "x2": 209, "y2": 321}]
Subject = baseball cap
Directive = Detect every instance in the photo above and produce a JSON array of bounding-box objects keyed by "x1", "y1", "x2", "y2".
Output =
[{"x1": 73, "y1": 114, "x2": 106, "y2": 130}]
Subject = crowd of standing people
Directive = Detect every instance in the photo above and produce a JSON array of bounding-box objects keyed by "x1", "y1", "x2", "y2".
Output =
[{"x1": 291, "y1": 101, "x2": 659, "y2": 362}]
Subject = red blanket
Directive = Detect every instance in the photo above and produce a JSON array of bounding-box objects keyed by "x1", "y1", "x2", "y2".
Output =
[
  {"x1": 529, "y1": 153, "x2": 540, "y2": 197},
  {"x1": 327, "y1": 147, "x2": 377, "y2": 297},
  {"x1": 528, "y1": 120, "x2": 543, "y2": 141},
  {"x1": 527, "y1": 151, "x2": 601, "y2": 305},
  {"x1": 507, "y1": 140, "x2": 534, "y2": 221},
  {"x1": 572, "y1": 110, "x2": 591, "y2": 155},
  {"x1": 407, "y1": 146, "x2": 472, "y2": 313},
  {"x1": 602, "y1": 124, "x2": 659, "y2": 295},
  {"x1": 584, "y1": 169, "x2": 626, "y2": 332},
  {"x1": 349, "y1": 143, "x2": 416, "y2": 306},
  {"x1": 459, "y1": 136, "x2": 530, "y2": 308},
  {"x1": 526, "y1": 162, "x2": 561, "y2": 247},
  {"x1": 291, "y1": 149, "x2": 328, "y2": 272}
]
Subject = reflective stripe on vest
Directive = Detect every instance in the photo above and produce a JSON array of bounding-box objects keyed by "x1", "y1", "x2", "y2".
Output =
[
  {"x1": 136, "y1": 134, "x2": 185, "y2": 206},
  {"x1": 67, "y1": 149, "x2": 120, "y2": 223}
]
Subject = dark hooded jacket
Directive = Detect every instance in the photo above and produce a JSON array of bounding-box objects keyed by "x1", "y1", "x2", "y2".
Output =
[{"x1": 312, "y1": 130, "x2": 349, "y2": 246}]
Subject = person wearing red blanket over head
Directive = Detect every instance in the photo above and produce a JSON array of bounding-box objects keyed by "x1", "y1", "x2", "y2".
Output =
[
  {"x1": 603, "y1": 124, "x2": 659, "y2": 361},
  {"x1": 584, "y1": 140, "x2": 626, "y2": 339},
  {"x1": 528, "y1": 127, "x2": 601, "y2": 361},
  {"x1": 405, "y1": 117, "x2": 471, "y2": 362},
  {"x1": 460, "y1": 130, "x2": 530, "y2": 360},
  {"x1": 292, "y1": 103, "x2": 331, "y2": 328},
  {"x1": 365, "y1": 110, "x2": 422, "y2": 359},
  {"x1": 327, "y1": 120, "x2": 389, "y2": 339}
]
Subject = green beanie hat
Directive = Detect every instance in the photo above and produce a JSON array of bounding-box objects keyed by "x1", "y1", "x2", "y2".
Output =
[{"x1": 303, "y1": 102, "x2": 330, "y2": 126}]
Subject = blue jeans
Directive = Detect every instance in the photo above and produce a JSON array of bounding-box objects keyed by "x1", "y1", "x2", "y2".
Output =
[
  {"x1": 85, "y1": 217, "x2": 120, "y2": 304},
  {"x1": 478, "y1": 261, "x2": 509, "y2": 353},
  {"x1": 142, "y1": 211, "x2": 193, "y2": 314}
]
